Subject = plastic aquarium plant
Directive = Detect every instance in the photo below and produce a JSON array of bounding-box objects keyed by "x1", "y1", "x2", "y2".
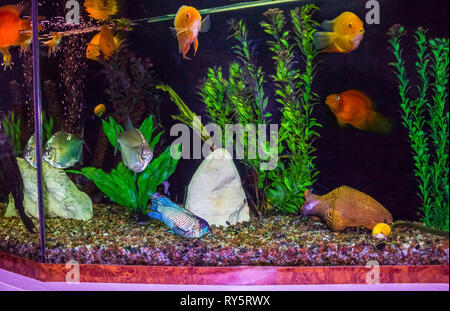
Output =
[
  {"x1": 260, "y1": 5, "x2": 322, "y2": 213},
  {"x1": 388, "y1": 25, "x2": 449, "y2": 231},
  {"x1": 42, "y1": 111, "x2": 54, "y2": 142},
  {"x1": 197, "y1": 5, "x2": 321, "y2": 215},
  {"x1": 196, "y1": 18, "x2": 275, "y2": 217},
  {"x1": 69, "y1": 116, "x2": 181, "y2": 221},
  {"x1": 1, "y1": 112, "x2": 21, "y2": 156}
]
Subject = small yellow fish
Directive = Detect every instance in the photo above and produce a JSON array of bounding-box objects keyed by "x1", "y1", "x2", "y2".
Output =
[
  {"x1": 313, "y1": 12, "x2": 365, "y2": 54},
  {"x1": 84, "y1": 0, "x2": 118, "y2": 20},
  {"x1": 326, "y1": 89, "x2": 392, "y2": 133},
  {"x1": 94, "y1": 104, "x2": 106, "y2": 117},
  {"x1": 86, "y1": 26, "x2": 122, "y2": 61},
  {"x1": 0, "y1": 47, "x2": 12, "y2": 70},
  {"x1": 172, "y1": 6, "x2": 210, "y2": 60},
  {"x1": 372, "y1": 223, "x2": 392, "y2": 239},
  {"x1": 43, "y1": 32, "x2": 62, "y2": 57}
]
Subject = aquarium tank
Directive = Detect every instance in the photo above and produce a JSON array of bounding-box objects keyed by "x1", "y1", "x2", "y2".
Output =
[{"x1": 0, "y1": 0, "x2": 448, "y2": 281}]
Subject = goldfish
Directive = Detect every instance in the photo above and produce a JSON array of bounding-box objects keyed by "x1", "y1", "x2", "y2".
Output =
[
  {"x1": 172, "y1": 6, "x2": 210, "y2": 60},
  {"x1": 43, "y1": 131, "x2": 84, "y2": 169},
  {"x1": 86, "y1": 25, "x2": 122, "y2": 61},
  {"x1": 313, "y1": 12, "x2": 365, "y2": 54},
  {"x1": 24, "y1": 134, "x2": 37, "y2": 168},
  {"x1": 148, "y1": 195, "x2": 211, "y2": 238},
  {"x1": 0, "y1": 5, "x2": 33, "y2": 69},
  {"x1": 325, "y1": 89, "x2": 392, "y2": 133},
  {"x1": 43, "y1": 32, "x2": 62, "y2": 57},
  {"x1": 115, "y1": 120, "x2": 153, "y2": 173},
  {"x1": 84, "y1": 0, "x2": 118, "y2": 20},
  {"x1": 94, "y1": 104, "x2": 106, "y2": 117}
]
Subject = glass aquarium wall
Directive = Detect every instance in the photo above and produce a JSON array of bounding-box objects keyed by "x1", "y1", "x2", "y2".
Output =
[{"x1": 0, "y1": 0, "x2": 448, "y2": 266}]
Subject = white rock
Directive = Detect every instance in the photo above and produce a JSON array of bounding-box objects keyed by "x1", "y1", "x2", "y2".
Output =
[
  {"x1": 6, "y1": 158, "x2": 93, "y2": 221},
  {"x1": 185, "y1": 148, "x2": 250, "y2": 227}
]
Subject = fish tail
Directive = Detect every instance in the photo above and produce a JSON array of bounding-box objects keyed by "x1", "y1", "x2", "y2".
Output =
[
  {"x1": 313, "y1": 31, "x2": 335, "y2": 52},
  {"x1": 363, "y1": 111, "x2": 393, "y2": 133},
  {"x1": 113, "y1": 122, "x2": 119, "y2": 156}
]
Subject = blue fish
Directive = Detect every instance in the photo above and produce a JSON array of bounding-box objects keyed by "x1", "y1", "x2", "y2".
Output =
[{"x1": 148, "y1": 196, "x2": 211, "y2": 238}]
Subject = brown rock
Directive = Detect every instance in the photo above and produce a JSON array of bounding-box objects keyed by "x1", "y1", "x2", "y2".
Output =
[{"x1": 301, "y1": 186, "x2": 393, "y2": 232}]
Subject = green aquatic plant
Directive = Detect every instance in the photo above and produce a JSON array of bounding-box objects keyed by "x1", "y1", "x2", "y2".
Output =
[
  {"x1": 42, "y1": 111, "x2": 54, "y2": 143},
  {"x1": 196, "y1": 5, "x2": 321, "y2": 215},
  {"x1": 1, "y1": 112, "x2": 21, "y2": 156},
  {"x1": 156, "y1": 84, "x2": 211, "y2": 143},
  {"x1": 103, "y1": 49, "x2": 161, "y2": 127},
  {"x1": 261, "y1": 5, "x2": 321, "y2": 213},
  {"x1": 388, "y1": 25, "x2": 449, "y2": 231},
  {"x1": 70, "y1": 116, "x2": 181, "y2": 219}
]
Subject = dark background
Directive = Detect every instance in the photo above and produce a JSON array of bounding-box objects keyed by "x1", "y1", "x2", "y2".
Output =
[{"x1": 0, "y1": 0, "x2": 448, "y2": 221}]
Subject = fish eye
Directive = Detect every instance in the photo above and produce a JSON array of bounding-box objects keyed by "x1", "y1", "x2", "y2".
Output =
[
  {"x1": 186, "y1": 13, "x2": 190, "y2": 19},
  {"x1": 335, "y1": 96, "x2": 340, "y2": 101},
  {"x1": 200, "y1": 223, "x2": 206, "y2": 229},
  {"x1": 349, "y1": 23, "x2": 353, "y2": 28}
]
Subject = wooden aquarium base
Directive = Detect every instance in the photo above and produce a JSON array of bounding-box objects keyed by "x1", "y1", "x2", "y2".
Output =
[{"x1": 0, "y1": 251, "x2": 448, "y2": 285}]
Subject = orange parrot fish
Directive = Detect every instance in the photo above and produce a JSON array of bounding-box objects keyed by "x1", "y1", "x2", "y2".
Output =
[
  {"x1": 84, "y1": 0, "x2": 118, "y2": 20},
  {"x1": 172, "y1": 6, "x2": 210, "y2": 60},
  {"x1": 325, "y1": 89, "x2": 392, "y2": 133},
  {"x1": 86, "y1": 25, "x2": 122, "y2": 62},
  {"x1": 0, "y1": 4, "x2": 34, "y2": 69},
  {"x1": 313, "y1": 12, "x2": 365, "y2": 54}
]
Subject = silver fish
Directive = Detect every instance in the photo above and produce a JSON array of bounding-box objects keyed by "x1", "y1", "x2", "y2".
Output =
[
  {"x1": 43, "y1": 131, "x2": 84, "y2": 169},
  {"x1": 116, "y1": 127, "x2": 153, "y2": 173}
]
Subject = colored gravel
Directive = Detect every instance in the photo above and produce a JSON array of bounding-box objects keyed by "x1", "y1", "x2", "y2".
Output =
[{"x1": 0, "y1": 203, "x2": 448, "y2": 266}]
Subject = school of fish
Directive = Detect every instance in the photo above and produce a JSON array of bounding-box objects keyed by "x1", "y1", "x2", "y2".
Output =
[{"x1": 1, "y1": 3, "x2": 400, "y2": 239}]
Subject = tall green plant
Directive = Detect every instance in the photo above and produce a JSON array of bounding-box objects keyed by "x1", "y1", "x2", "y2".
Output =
[
  {"x1": 388, "y1": 25, "x2": 449, "y2": 231},
  {"x1": 197, "y1": 6, "x2": 321, "y2": 215},
  {"x1": 260, "y1": 5, "x2": 321, "y2": 213},
  {"x1": 70, "y1": 116, "x2": 181, "y2": 217},
  {"x1": 1, "y1": 112, "x2": 21, "y2": 155}
]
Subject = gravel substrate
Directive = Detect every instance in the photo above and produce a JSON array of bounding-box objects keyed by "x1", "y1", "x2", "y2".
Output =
[{"x1": 0, "y1": 203, "x2": 448, "y2": 266}]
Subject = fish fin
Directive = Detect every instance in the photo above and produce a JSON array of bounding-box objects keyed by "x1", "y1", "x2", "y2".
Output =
[
  {"x1": 313, "y1": 31, "x2": 335, "y2": 51},
  {"x1": 182, "y1": 44, "x2": 191, "y2": 60},
  {"x1": 363, "y1": 111, "x2": 393, "y2": 133},
  {"x1": 200, "y1": 15, "x2": 211, "y2": 33},
  {"x1": 147, "y1": 211, "x2": 163, "y2": 222},
  {"x1": 336, "y1": 118, "x2": 347, "y2": 128},
  {"x1": 320, "y1": 20, "x2": 335, "y2": 32},
  {"x1": 83, "y1": 141, "x2": 92, "y2": 155},
  {"x1": 113, "y1": 123, "x2": 120, "y2": 156},
  {"x1": 125, "y1": 116, "x2": 133, "y2": 131},
  {"x1": 193, "y1": 38, "x2": 199, "y2": 56},
  {"x1": 170, "y1": 27, "x2": 188, "y2": 37},
  {"x1": 171, "y1": 227, "x2": 188, "y2": 237}
]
